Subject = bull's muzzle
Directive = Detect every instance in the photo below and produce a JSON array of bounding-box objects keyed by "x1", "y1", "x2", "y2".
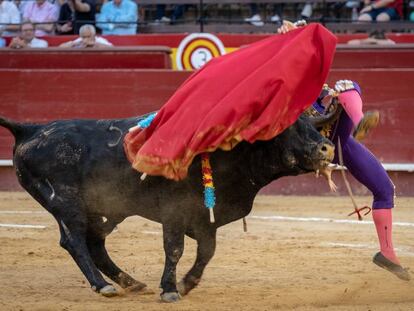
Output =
[{"x1": 317, "y1": 141, "x2": 335, "y2": 165}]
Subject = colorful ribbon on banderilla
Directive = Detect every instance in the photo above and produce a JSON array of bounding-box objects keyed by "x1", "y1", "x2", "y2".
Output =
[
  {"x1": 201, "y1": 153, "x2": 216, "y2": 223},
  {"x1": 128, "y1": 112, "x2": 158, "y2": 181},
  {"x1": 129, "y1": 113, "x2": 216, "y2": 223}
]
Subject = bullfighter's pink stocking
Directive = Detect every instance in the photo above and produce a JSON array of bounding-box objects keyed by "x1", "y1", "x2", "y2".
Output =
[
  {"x1": 372, "y1": 209, "x2": 400, "y2": 265},
  {"x1": 337, "y1": 90, "x2": 364, "y2": 126}
]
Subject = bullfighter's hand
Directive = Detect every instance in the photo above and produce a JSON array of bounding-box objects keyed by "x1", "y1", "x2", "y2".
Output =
[
  {"x1": 334, "y1": 80, "x2": 355, "y2": 93},
  {"x1": 277, "y1": 20, "x2": 307, "y2": 34}
]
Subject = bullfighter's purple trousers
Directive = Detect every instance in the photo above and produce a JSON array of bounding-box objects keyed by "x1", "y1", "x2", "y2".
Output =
[{"x1": 330, "y1": 113, "x2": 394, "y2": 209}]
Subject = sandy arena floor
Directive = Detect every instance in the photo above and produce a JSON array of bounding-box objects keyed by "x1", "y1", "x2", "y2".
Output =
[{"x1": 0, "y1": 192, "x2": 413, "y2": 311}]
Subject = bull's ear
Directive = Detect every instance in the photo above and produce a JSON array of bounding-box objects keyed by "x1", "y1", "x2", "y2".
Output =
[{"x1": 303, "y1": 105, "x2": 321, "y2": 118}]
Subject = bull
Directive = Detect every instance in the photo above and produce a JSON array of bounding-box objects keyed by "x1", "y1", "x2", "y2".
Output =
[{"x1": 0, "y1": 111, "x2": 336, "y2": 302}]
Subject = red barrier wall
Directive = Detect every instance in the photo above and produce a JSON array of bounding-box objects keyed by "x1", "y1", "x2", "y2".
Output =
[
  {"x1": 0, "y1": 69, "x2": 190, "y2": 159},
  {"x1": 333, "y1": 47, "x2": 414, "y2": 69},
  {"x1": 1, "y1": 47, "x2": 414, "y2": 195},
  {"x1": 0, "y1": 47, "x2": 172, "y2": 69}
]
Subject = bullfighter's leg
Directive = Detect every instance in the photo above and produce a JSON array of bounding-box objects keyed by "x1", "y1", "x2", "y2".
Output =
[
  {"x1": 339, "y1": 138, "x2": 410, "y2": 280},
  {"x1": 331, "y1": 112, "x2": 410, "y2": 281},
  {"x1": 178, "y1": 228, "x2": 216, "y2": 296},
  {"x1": 57, "y1": 213, "x2": 118, "y2": 296},
  {"x1": 86, "y1": 217, "x2": 153, "y2": 294},
  {"x1": 160, "y1": 222, "x2": 185, "y2": 303}
]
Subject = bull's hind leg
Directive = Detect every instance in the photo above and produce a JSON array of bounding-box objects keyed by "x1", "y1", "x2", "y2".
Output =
[
  {"x1": 86, "y1": 217, "x2": 153, "y2": 295},
  {"x1": 178, "y1": 228, "x2": 216, "y2": 296},
  {"x1": 18, "y1": 176, "x2": 116, "y2": 297},
  {"x1": 57, "y1": 212, "x2": 118, "y2": 297},
  {"x1": 160, "y1": 221, "x2": 185, "y2": 303}
]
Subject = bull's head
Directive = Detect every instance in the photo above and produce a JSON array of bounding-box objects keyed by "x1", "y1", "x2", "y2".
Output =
[
  {"x1": 251, "y1": 102, "x2": 341, "y2": 185},
  {"x1": 273, "y1": 115, "x2": 335, "y2": 175},
  {"x1": 274, "y1": 99, "x2": 343, "y2": 176}
]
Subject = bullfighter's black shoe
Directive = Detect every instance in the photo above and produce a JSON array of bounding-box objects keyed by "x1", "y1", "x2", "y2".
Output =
[
  {"x1": 353, "y1": 110, "x2": 379, "y2": 142},
  {"x1": 373, "y1": 252, "x2": 411, "y2": 281}
]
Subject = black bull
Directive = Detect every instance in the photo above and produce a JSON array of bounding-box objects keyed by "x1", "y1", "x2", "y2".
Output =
[{"x1": 0, "y1": 114, "x2": 334, "y2": 302}]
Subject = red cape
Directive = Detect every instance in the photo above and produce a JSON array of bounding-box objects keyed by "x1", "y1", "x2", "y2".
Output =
[{"x1": 124, "y1": 24, "x2": 337, "y2": 180}]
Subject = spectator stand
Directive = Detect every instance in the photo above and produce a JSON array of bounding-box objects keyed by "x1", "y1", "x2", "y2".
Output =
[
  {"x1": 135, "y1": 0, "x2": 414, "y2": 33},
  {"x1": 2, "y1": 1, "x2": 414, "y2": 37}
]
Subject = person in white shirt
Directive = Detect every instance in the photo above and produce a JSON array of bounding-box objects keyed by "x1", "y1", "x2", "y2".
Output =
[
  {"x1": 8, "y1": 21, "x2": 48, "y2": 48},
  {"x1": 23, "y1": 0, "x2": 59, "y2": 36},
  {"x1": 59, "y1": 24, "x2": 113, "y2": 48},
  {"x1": 0, "y1": 0, "x2": 21, "y2": 36}
]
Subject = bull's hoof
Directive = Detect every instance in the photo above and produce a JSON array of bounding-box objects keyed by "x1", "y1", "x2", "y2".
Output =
[
  {"x1": 177, "y1": 280, "x2": 189, "y2": 296},
  {"x1": 160, "y1": 291, "x2": 181, "y2": 303},
  {"x1": 177, "y1": 276, "x2": 200, "y2": 296},
  {"x1": 177, "y1": 281, "x2": 186, "y2": 296},
  {"x1": 126, "y1": 284, "x2": 155, "y2": 295},
  {"x1": 99, "y1": 285, "x2": 118, "y2": 297}
]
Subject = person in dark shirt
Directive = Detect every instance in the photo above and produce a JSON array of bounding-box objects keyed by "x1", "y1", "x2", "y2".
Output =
[
  {"x1": 56, "y1": 1, "x2": 75, "y2": 35},
  {"x1": 69, "y1": 0, "x2": 96, "y2": 34}
]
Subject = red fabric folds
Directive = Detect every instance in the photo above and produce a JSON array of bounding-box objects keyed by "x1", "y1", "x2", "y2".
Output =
[{"x1": 124, "y1": 24, "x2": 337, "y2": 180}]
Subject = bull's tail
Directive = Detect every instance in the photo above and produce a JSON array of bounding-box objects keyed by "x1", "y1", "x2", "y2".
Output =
[{"x1": 0, "y1": 116, "x2": 31, "y2": 141}]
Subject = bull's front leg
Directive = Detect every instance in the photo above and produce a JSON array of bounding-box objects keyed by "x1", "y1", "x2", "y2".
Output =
[
  {"x1": 86, "y1": 233, "x2": 153, "y2": 295},
  {"x1": 160, "y1": 221, "x2": 185, "y2": 303},
  {"x1": 86, "y1": 217, "x2": 154, "y2": 295},
  {"x1": 178, "y1": 228, "x2": 216, "y2": 296}
]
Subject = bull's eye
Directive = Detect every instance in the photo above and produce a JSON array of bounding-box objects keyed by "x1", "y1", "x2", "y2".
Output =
[{"x1": 285, "y1": 153, "x2": 297, "y2": 167}]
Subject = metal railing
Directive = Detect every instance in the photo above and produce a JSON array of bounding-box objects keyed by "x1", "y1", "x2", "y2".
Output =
[{"x1": 2, "y1": 0, "x2": 414, "y2": 34}]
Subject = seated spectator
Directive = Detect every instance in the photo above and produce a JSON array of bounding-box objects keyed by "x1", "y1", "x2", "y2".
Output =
[
  {"x1": 0, "y1": 37, "x2": 5, "y2": 47},
  {"x1": 347, "y1": 30, "x2": 396, "y2": 45},
  {"x1": 8, "y1": 21, "x2": 48, "y2": 48},
  {"x1": 56, "y1": 0, "x2": 75, "y2": 35},
  {"x1": 0, "y1": 0, "x2": 21, "y2": 37},
  {"x1": 70, "y1": 0, "x2": 96, "y2": 35},
  {"x1": 96, "y1": 0, "x2": 137, "y2": 35},
  {"x1": 59, "y1": 24, "x2": 112, "y2": 48},
  {"x1": 300, "y1": 2, "x2": 343, "y2": 21},
  {"x1": 13, "y1": 0, "x2": 29, "y2": 16},
  {"x1": 358, "y1": 0, "x2": 403, "y2": 22},
  {"x1": 23, "y1": 0, "x2": 59, "y2": 36},
  {"x1": 346, "y1": 1, "x2": 361, "y2": 21},
  {"x1": 154, "y1": 4, "x2": 186, "y2": 24},
  {"x1": 300, "y1": 2, "x2": 313, "y2": 19},
  {"x1": 244, "y1": 3, "x2": 284, "y2": 26}
]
